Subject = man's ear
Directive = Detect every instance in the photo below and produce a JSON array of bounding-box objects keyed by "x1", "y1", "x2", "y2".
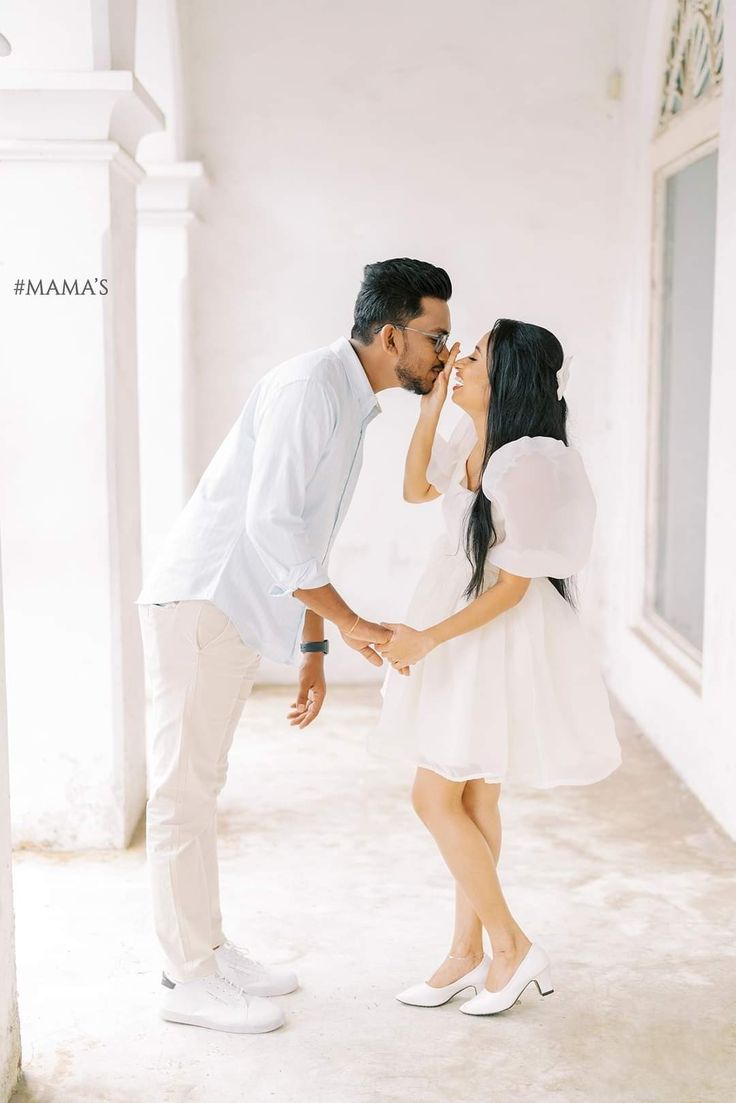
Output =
[{"x1": 379, "y1": 324, "x2": 400, "y2": 356}]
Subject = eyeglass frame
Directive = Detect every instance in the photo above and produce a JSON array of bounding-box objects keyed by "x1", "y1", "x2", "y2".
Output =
[{"x1": 383, "y1": 324, "x2": 450, "y2": 356}]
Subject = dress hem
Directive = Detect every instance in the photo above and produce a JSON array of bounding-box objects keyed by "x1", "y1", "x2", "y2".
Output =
[
  {"x1": 369, "y1": 745, "x2": 622, "y2": 789},
  {"x1": 417, "y1": 763, "x2": 621, "y2": 788}
]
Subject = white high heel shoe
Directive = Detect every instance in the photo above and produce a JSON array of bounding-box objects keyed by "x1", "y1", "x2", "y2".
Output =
[
  {"x1": 459, "y1": 944, "x2": 553, "y2": 1016},
  {"x1": 396, "y1": 954, "x2": 491, "y2": 1007}
]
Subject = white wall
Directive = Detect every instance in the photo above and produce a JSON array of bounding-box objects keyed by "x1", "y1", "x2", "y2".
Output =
[
  {"x1": 177, "y1": 0, "x2": 625, "y2": 682},
  {"x1": 0, "y1": 540, "x2": 21, "y2": 1102},
  {"x1": 598, "y1": 0, "x2": 736, "y2": 840}
]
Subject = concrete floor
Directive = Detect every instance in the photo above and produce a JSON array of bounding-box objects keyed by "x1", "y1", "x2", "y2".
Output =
[{"x1": 8, "y1": 686, "x2": 736, "y2": 1103}]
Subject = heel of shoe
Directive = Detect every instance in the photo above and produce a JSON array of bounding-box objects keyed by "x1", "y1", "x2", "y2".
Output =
[{"x1": 534, "y1": 965, "x2": 554, "y2": 997}]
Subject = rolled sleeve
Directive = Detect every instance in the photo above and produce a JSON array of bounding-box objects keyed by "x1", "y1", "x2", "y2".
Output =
[
  {"x1": 267, "y1": 564, "x2": 330, "y2": 598},
  {"x1": 245, "y1": 377, "x2": 337, "y2": 597}
]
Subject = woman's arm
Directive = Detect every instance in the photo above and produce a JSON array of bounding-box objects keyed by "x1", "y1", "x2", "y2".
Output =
[
  {"x1": 403, "y1": 413, "x2": 443, "y2": 503},
  {"x1": 403, "y1": 344, "x2": 459, "y2": 504},
  {"x1": 380, "y1": 569, "x2": 531, "y2": 666},
  {"x1": 429, "y1": 570, "x2": 530, "y2": 646}
]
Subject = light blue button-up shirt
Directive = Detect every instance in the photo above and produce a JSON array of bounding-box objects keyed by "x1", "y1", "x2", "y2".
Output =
[{"x1": 136, "y1": 338, "x2": 382, "y2": 664}]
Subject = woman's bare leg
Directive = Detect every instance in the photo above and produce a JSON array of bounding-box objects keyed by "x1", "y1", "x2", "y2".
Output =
[
  {"x1": 427, "y1": 781, "x2": 502, "y2": 986},
  {"x1": 413, "y1": 769, "x2": 531, "y2": 993}
]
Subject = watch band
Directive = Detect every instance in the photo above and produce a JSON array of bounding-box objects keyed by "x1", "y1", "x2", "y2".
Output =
[{"x1": 300, "y1": 639, "x2": 330, "y2": 654}]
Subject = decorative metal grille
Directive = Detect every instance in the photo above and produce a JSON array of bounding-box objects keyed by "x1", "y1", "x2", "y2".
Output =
[{"x1": 659, "y1": 0, "x2": 724, "y2": 128}]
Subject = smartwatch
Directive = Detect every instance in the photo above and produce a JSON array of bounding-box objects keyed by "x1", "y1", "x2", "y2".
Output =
[{"x1": 300, "y1": 639, "x2": 330, "y2": 654}]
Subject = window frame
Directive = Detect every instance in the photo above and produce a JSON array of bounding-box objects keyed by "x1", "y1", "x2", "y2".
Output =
[{"x1": 636, "y1": 98, "x2": 720, "y2": 692}]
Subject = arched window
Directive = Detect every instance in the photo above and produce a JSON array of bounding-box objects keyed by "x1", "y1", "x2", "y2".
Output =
[
  {"x1": 644, "y1": 0, "x2": 724, "y2": 678},
  {"x1": 659, "y1": 0, "x2": 724, "y2": 127}
]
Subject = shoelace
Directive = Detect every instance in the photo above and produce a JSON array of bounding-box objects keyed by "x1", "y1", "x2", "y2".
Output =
[
  {"x1": 218, "y1": 940, "x2": 268, "y2": 979},
  {"x1": 206, "y1": 973, "x2": 254, "y2": 1006}
]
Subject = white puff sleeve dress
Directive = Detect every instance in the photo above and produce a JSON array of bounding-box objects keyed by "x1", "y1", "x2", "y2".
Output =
[{"x1": 368, "y1": 416, "x2": 622, "y2": 788}]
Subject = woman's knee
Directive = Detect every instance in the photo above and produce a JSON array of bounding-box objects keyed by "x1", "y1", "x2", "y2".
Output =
[
  {"x1": 461, "y1": 780, "x2": 501, "y2": 820},
  {"x1": 411, "y1": 770, "x2": 463, "y2": 825}
]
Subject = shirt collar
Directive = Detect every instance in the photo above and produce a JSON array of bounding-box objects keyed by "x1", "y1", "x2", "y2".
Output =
[{"x1": 330, "y1": 337, "x2": 382, "y2": 421}]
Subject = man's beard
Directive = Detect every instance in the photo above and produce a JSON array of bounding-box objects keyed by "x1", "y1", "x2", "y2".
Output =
[{"x1": 395, "y1": 358, "x2": 437, "y2": 396}]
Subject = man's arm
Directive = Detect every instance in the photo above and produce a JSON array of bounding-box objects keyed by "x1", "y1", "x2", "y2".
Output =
[
  {"x1": 288, "y1": 609, "x2": 327, "y2": 730},
  {"x1": 245, "y1": 378, "x2": 335, "y2": 597},
  {"x1": 302, "y1": 608, "x2": 325, "y2": 644},
  {"x1": 246, "y1": 377, "x2": 391, "y2": 697},
  {"x1": 246, "y1": 377, "x2": 391, "y2": 657},
  {"x1": 293, "y1": 583, "x2": 391, "y2": 667}
]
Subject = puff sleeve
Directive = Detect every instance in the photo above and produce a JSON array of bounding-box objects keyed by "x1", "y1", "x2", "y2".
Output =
[
  {"x1": 426, "y1": 415, "x2": 477, "y2": 493},
  {"x1": 481, "y1": 436, "x2": 596, "y2": 578}
]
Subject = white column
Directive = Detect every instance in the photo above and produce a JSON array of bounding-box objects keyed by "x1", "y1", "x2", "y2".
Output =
[
  {"x1": 137, "y1": 163, "x2": 204, "y2": 577},
  {"x1": 134, "y1": 0, "x2": 205, "y2": 575},
  {"x1": 0, "y1": 55, "x2": 164, "y2": 846},
  {"x1": 0, "y1": 539, "x2": 20, "y2": 1103}
]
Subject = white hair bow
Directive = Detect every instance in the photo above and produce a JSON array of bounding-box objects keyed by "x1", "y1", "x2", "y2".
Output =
[{"x1": 556, "y1": 355, "x2": 573, "y2": 401}]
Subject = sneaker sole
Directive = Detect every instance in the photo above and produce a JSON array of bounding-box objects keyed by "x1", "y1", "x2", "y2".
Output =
[
  {"x1": 240, "y1": 980, "x2": 299, "y2": 997},
  {"x1": 159, "y1": 1009, "x2": 284, "y2": 1034}
]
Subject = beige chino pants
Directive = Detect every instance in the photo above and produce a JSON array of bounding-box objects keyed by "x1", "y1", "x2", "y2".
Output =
[{"x1": 138, "y1": 600, "x2": 262, "y2": 982}]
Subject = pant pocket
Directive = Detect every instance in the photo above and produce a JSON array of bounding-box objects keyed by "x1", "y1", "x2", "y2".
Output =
[{"x1": 194, "y1": 602, "x2": 234, "y2": 651}]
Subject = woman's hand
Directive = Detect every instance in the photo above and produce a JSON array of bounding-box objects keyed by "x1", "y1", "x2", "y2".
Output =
[
  {"x1": 419, "y1": 341, "x2": 460, "y2": 421},
  {"x1": 379, "y1": 622, "x2": 436, "y2": 668}
]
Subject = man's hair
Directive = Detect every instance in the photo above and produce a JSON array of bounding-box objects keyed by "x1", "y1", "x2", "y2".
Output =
[{"x1": 351, "y1": 258, "x2": 452, "y2": 344}]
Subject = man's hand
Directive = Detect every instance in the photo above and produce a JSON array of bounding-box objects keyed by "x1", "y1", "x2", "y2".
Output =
[
  {"x1": 339, "y1": 622, "x2": 386, "y2": 668},
  {"x1": 287, "y1": 653, "x2": 326, "y2": 729}
]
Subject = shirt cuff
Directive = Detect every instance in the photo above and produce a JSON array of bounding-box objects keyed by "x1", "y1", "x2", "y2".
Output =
[{"x1": 268, "y1": 562, "x2": 330, "y2": 598}]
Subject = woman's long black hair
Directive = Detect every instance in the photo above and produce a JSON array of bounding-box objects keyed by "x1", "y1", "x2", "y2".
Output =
[{"x1": 463, "y1": 318, "x2": 576, "y2": 607}]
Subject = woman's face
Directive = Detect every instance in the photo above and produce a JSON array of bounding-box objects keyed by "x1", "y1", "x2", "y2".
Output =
[{"x1": 451, "y1": 331, "x2": 491, "y2": 416}]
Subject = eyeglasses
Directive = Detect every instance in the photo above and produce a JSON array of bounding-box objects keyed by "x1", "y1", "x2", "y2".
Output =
[{"x1": 393, "y1": 325, "x2": 450, "y2": 356}]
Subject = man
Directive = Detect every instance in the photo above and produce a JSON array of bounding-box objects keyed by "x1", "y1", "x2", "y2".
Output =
[{"x1": 137, "y1": 257, "x2": 453, "y2": 1033}]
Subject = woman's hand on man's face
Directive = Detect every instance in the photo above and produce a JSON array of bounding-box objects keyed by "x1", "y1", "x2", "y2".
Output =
[
  {"x1": 419, "y1": 342, "x2": 460, "y2": 420},
  {"x1": 379, "y1": 623, "x2": 434, "y2": 669}
]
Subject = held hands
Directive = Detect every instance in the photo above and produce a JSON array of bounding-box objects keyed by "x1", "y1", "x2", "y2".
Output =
[
  {"x1": 379, "y1": 622, "x2": 436, "y2": 669},
  {"x1": 340, "y1": 616, "x2": 410, "y2": 676},
  {"x1": 290, "y1": 612, "x2": 392, "y2": 727},
  {"x1": 419, "y1": 341, "x2": 461, "y2": 420}
]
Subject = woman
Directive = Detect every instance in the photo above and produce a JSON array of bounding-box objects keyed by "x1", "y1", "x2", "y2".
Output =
[{"x1": 369, "y1": 318, "x2": 621, "y2": 1016}]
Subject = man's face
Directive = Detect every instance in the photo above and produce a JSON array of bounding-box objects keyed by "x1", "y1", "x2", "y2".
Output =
[{"x1": 393, "y1": 297, "x2": 452, "y2": 396}]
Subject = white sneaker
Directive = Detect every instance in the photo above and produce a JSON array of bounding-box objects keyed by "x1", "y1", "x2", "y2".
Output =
[
  {"x1": 396, "y1": 954, "x2": 491, "y2": 1007},
  {"x1": 159, "y1": 971, "x2": 285, "y2": 1034},
  {"x1": 214, "y1": 938, "x2": 299, "y2": 997}
]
